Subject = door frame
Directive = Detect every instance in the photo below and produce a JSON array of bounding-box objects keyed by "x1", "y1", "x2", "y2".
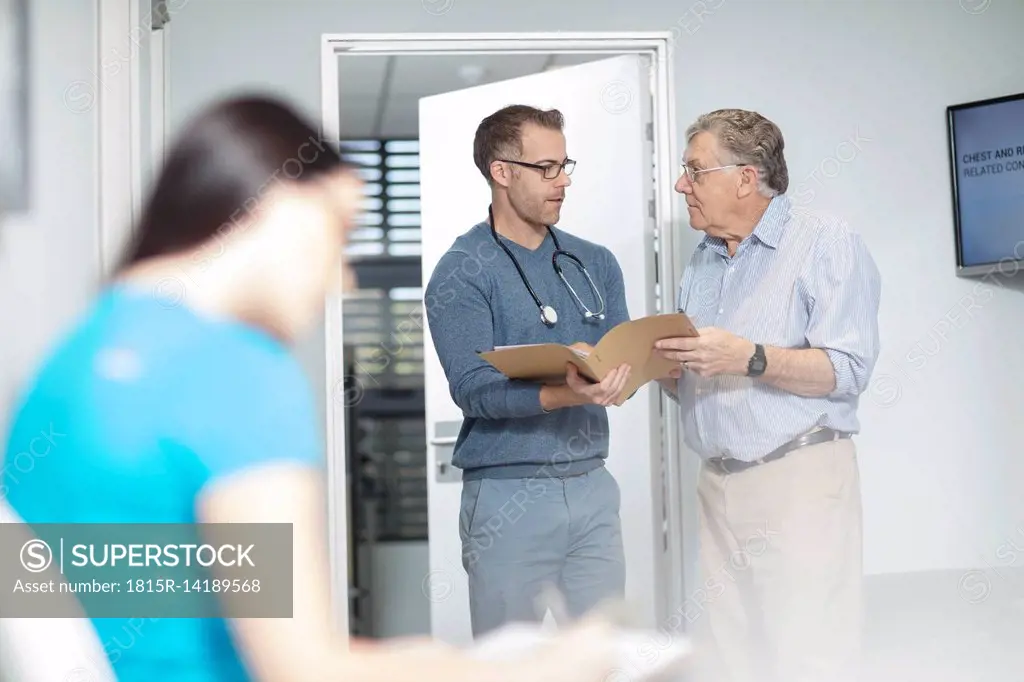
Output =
[
  {"x1": 96, "y1": 0, "x2": 170, "y2": 277},
  {"x1": 320, "y1": 32, "x2": 688, "y2": 634}
]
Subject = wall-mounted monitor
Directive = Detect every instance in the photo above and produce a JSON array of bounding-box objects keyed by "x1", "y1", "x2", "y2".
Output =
[{"x1": 947, "y1": 91, "x2": 1024, "y2": 277}]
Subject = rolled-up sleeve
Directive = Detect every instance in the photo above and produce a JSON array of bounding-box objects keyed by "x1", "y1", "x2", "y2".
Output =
[{"x1": 805, "y1": 232, "x2": 881, "y2": 397}]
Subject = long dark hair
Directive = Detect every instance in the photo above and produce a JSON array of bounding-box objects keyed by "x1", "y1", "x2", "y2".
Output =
[{"x1": 116, "y1": 94, "x2": 346, "y2": 271}]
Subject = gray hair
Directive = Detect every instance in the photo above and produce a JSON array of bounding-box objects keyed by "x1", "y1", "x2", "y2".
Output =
[{"x1": 685, "y1": 109, "x2": 788, "y2": 197}]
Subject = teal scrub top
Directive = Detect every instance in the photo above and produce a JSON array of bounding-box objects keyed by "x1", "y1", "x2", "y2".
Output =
[{"x1": 2, "y1": 283, "x2": 323, "y2": 682}]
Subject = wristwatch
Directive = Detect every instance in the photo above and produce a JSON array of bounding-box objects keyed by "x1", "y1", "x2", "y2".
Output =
[{"x1": 747, "y1": 343, "x2": 767, "y2": 377}]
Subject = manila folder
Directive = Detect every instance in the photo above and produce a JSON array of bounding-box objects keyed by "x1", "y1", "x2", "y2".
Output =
[{"x1": 478, "y1": 312, "x2": 698, "y2": 400}]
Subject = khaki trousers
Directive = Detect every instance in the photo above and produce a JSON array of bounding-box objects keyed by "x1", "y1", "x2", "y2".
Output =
[{"x1": 692, "y1": 438, "x2": 863, "y2": 682}]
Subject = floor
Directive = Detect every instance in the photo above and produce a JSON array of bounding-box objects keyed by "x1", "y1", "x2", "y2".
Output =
[
  {"x1": 859, "y1": 568, "x2": 1024, "y2": 682},
  {"x1": 668, "y1": 568, "x2": 1024, "y2": 682}
]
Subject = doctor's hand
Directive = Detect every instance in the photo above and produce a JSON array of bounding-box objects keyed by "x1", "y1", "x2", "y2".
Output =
[
  {"x1": 654, "y1": 327, "x2": 755, "y2": 378},
  {"x1": 565, "y1": 362, "x2": 631, "y2": 407}
]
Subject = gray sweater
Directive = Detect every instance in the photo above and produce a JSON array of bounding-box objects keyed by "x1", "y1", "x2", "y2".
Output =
[{"x1": 424, "y1": 221, "x2": 630, "y2": 481}]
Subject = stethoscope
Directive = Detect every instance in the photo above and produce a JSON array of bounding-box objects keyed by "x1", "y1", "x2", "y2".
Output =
[{"x1": 488, "y1": 205, "x2": 606, "y2": 326}]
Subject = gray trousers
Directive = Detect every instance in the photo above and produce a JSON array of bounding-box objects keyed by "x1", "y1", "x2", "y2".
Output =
[{"x1": 458, "y1": 465, "x2": 626, "y2": 638}]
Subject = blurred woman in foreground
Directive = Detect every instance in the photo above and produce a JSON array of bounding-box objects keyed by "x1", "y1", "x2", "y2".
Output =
[{"x1": 1, "y1": 95, "x2": 621, "y2": 682}]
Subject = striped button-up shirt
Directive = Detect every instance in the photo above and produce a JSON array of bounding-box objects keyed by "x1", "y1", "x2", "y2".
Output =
[{"x1": 675, "y1": 194, "x2": 881, "y2": 462}]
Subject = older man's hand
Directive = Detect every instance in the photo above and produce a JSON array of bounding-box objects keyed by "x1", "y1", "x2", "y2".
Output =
[
  {"x1": 654, "y1": 327, "x2": 756, "y2": 378},
  {"x1": 662, "y1": 364, "x2": 683, "y2": 380}
]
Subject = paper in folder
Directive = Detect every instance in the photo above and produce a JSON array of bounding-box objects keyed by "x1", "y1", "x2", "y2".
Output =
[{"x1": 478, "y1": 312, "x2": 699, "y2": 403}]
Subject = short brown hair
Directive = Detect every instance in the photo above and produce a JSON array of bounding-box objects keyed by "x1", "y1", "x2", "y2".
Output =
[{"x1": 473, "y1": 105, "x2": 564, "y2": 185}]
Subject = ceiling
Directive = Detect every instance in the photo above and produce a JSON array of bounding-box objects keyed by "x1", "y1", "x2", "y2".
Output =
[{"x1": 336, "y1": 53, "x2": 609, "y2": 139}]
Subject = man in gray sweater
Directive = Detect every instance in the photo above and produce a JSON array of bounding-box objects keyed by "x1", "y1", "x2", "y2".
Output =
[{"x1": 424, "y1": 104, "x2": 634, "y2": 637}]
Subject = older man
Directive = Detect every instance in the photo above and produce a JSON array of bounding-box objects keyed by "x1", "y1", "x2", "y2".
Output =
[{"x1": 655, "y1": 109, "x2": 881, "y2": 682}]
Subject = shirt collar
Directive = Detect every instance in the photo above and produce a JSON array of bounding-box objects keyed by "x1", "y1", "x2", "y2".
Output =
[
  {"x1": 749, "y1": 194, "x2": 791, "y2": 248},
  {"x1": 698, "y1": 194, "x2": 791, "y2": 253}
]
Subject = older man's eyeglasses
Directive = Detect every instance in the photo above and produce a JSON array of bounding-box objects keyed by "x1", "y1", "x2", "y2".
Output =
[
  {"x1": 679, "y1": 161, "x2": 741, "y2": 184},
  {"x1": 499, "y1": 158, "x2": 576, "y2": 180}
]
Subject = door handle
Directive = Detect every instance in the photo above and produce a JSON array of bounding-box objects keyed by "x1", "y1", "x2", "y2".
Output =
[{"x1": 431, "y1": 421, "x2": 462, "y2": 483}]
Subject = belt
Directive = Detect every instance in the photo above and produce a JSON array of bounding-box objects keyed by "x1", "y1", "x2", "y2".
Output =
[{"x1": 704, "y1": 427, "x2": 851, "y2": 475}]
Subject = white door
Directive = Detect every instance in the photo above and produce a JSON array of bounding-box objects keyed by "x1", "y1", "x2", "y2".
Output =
[{"x1": 419, "y1": 54, "x2": 663, "y2": 646}]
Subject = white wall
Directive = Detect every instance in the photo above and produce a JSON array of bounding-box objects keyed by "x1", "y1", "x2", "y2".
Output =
[
  {"x1": 0, "y1": 0, "x2": 99, "y2": 441},
  {"x1": 166, "y1": 0, "x2": 1024, "y2": 581}
]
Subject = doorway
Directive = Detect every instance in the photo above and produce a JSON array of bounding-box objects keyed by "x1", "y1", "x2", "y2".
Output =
[{"x1": 320, "y1": 32, "x2": 688, "y2": 643}]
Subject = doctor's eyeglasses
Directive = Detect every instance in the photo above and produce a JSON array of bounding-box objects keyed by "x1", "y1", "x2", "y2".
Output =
[{"x1": 498, "y1": 158, "x2": 576, "y2": 180}]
